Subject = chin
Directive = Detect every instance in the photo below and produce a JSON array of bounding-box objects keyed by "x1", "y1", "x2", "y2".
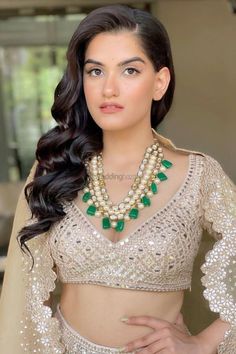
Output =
[{"x1": 93, "y1": 118, "x2": 129, "y2": 130}]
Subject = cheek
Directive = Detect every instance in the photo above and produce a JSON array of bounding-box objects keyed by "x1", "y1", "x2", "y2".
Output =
[
  {"x1": 83, "y1": 81, "x2": 94, "y2": 103},
  {"x1": 122, "y1": 79, "x2": 154, "y2": 107}
]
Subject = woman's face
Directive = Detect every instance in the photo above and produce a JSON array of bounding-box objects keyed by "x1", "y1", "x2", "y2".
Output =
[{"x1": 83, "y1": 31, "x2": 170, "y2": 132}]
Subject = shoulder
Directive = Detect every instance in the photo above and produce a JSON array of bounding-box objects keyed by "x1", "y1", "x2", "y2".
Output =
[
  {"x1": 154, "y1": 132, "x2": 234, "y2": 190},
  {"x1": 161, "y1": 143, "x2": 230, "y2": 185},
  {"x1": 163, "y1": 142, "x2": 224, "y2": 171}
]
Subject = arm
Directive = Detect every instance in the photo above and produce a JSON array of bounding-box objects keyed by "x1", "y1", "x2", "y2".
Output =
[
  {"x1": 195, "y1": 318, "x2": 231, "y2": 354},
  {"x1": 199, "y1": 154, "x2": 236, "y2": 354}
]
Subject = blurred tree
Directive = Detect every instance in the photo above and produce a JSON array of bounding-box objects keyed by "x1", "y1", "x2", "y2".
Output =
[{"x1": 2, "y1": 46, "x2": 66, "y2": 180}]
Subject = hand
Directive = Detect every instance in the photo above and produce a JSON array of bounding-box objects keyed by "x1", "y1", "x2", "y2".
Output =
[
  {"x1": 119, "y1": 315, "x2": 206, "y2": 354},
  {"x1": 173, "y1": 312, "x2": 192, "y2": 336}
]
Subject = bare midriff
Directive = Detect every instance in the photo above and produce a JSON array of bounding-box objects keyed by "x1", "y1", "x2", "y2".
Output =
[{"x1": 59, "y1": 283, "x2": 184, "y2": 347}]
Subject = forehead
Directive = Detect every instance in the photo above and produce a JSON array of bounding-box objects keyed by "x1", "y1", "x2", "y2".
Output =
[{"x1": 84, "y1": 31, "x2": 146, "y2": 61}]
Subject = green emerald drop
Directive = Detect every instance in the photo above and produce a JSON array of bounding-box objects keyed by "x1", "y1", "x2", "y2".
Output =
[
  {"x1": 115, "y1": 219, "x2": 125, "y2": 232},
  {"x1": 156, "y1": 172, "x2": 168, "y2": 181},
  {"x1": 86, "y1": 205, "x2": 96, "y2": 216},
  {"x1": 82, "y1": 192, "x2": 91, "y2": 202},
  {"x1": 161, "y1": 159, "x2": 173, "y2": 168},
  {"x1": 150, "y1": 182, "x2": 158, "y2": 194},
  {"x1": 102, "y1": 217, "x2": 111, "y2": 229},
  {"x1": 141, "y1": 195, "x2": 151, "y2": 206},
  {"x1": 129, "y1": 208, "x2": 139, "y2": 219}
]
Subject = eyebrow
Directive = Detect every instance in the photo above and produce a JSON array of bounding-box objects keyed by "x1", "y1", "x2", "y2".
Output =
[{"x1": 84, "y1": 56, "x2": 146, "y2": 67}]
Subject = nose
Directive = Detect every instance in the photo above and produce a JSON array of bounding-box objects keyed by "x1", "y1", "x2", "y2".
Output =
[{"x1": 102, "y1": 73, "x2": 119, "y2": 97}]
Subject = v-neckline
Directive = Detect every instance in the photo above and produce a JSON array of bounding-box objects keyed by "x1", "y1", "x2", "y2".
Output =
[{"x1": 70, "y1": 153, "x2": 195, "y2": 246}]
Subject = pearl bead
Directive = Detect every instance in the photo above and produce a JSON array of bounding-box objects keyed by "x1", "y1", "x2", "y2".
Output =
[
  {"x1": 138, "y1": 203, "x2": 144, "y2": 209},
  {"x1": 87, "y1": 199, "x2": 93, "y2": 205},
  {"x1": 110, "y1": 215, "x2": 117, "y2": 220},
  {"x1": 119, "y1": 203, "x2": 125, "y2": 209},
  {"x1": 124, "y1": 197, "x2": 130, "y2": 203},
  {"x1": 160, "y1": 165, "x2": 166, "y2": 172}
]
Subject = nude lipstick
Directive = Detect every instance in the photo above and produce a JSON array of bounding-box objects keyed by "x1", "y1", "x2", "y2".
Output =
[{"x1": 100, "y1": 102, "x2": 124, "y2": 113}]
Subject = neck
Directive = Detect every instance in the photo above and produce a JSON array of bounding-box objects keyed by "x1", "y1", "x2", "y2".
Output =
[{"x1": 101, "y1": 126, "x2": 157, "y2": 165}]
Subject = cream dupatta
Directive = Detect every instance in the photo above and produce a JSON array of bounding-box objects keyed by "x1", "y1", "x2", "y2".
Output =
[{"x1": 0, "y1": 131, "x2": 235, "y2": 353}]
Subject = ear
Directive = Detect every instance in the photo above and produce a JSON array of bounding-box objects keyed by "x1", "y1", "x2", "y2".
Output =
[{"x1": 153, "y1": 67, "x2": 171, "y2": 101}]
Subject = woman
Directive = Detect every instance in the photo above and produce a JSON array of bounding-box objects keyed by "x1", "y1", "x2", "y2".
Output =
[{"x1": 0, "y1": 4, "x2": 235, "y2": 354}]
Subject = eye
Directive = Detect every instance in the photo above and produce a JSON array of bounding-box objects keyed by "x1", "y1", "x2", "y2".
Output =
[
  {"x1": 124, "y1": 67, "x2": 140, "y2": 75},
  {"x1": 86, "y1": 68, "x2": 102, "y2": 77}
]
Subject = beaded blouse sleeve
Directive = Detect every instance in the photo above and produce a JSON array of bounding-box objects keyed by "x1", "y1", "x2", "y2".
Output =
[{"x1": 200, "y1": 154, "x2": 236, "y2": 354}]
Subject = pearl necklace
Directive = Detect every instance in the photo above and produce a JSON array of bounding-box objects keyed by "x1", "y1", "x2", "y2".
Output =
[{"x1": 81, "y1": 131, "x2": 173, "y2": 232}]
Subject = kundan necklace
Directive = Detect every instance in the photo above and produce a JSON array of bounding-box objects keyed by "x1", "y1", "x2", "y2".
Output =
[{"x1": 81, "y1": 129, "x2": 173, "y2": 233}]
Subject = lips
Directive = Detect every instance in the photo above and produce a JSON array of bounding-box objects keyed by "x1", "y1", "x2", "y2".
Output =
[
  {"x1": 100, "y1": 102, "x2": 124, "y2": 108},
  {"x1": 100, "y1": 102, "x2": 124, "y2": 114}
]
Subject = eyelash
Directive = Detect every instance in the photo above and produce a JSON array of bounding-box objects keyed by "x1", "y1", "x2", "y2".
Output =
[{"x1": 85, "y1": 67, "x2": 141, "y2": 77}]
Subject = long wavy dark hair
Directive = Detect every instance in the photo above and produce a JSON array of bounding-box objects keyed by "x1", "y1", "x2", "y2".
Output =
[{"x1": 17, "y1": 4, "x2": 176, "y2": 263}]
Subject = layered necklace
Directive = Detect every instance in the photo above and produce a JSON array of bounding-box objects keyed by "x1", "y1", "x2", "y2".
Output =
[{"x1": 81, "y1": 129, "x2": 173, "y2": 233}]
